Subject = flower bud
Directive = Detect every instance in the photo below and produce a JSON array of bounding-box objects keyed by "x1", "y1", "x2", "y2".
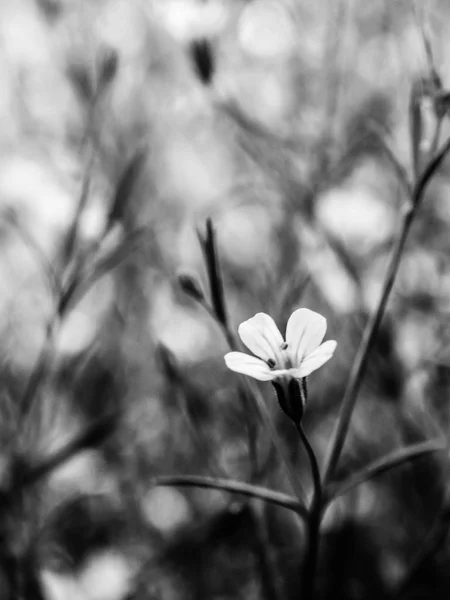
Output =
[
  {"x1": 190, "y1": 38, "x2": 215, "y2": 85},
  {"x1": 178, "y1": 273, "x2": 205, "y2": 302}
]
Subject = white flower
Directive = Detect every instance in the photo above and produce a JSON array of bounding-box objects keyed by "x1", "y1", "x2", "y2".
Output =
[{"x1": 224, "y1": 308, "x2": 337, "y2": 382}]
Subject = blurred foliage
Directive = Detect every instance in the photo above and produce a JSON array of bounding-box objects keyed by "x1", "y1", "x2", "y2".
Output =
[{"x1": 1, "y1": 0, "x2": 450, "y2": 598}]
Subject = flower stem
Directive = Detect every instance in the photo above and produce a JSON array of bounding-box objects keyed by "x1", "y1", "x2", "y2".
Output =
[
  {"x1": 301, "y1": 507, "x2": 322, "y2": 600},
  {"x1": 322, "y1": 135, "x2": 450, "y2": 490},
  {"x1": 296, "y1": 423, "x2": 323, "y2": 599},
  {"x1": 296, "y1": 424, "x2": 322, "y2": 508}
]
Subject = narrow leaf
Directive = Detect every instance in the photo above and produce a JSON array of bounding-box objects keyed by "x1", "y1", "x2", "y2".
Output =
[
  {"x1": 328, "y1": 439, "x2": 447, "y2": 502},
  {"x1": 198, "y1": 218, "x2": 228, "y2": 326},
  {"x1": 153, "y1": 474, "x2": 306, "y2": 518}
]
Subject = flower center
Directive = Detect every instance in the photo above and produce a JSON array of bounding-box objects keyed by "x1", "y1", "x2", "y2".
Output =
[{"x1": 266, "y1": 343, "x2": 292, "y2": 370}]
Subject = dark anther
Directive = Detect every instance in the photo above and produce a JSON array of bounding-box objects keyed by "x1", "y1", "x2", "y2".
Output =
[
  {"x1": 190, "y1": 38, "x2": 215, "y2": 85},
  {"x1": 267, "y1": 358, "x2": 276, "y2": 369},
  {"x1": 281, "y1": 342, "x2": 289, "y2": 350}
]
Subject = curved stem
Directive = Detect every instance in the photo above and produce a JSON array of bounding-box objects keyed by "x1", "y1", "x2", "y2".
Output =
[
  {"x1": 152, "y1": 475, "x2": 307, "y2": 519},
  {"x1": 296, "y1": 423, "x2": 323, "y2": 600},
  {"x1": 296, "y1": 424, "x2": 322, "y2": 508}
]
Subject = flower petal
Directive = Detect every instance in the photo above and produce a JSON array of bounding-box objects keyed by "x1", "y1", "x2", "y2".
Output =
[
  {"x1": 224, "y1": 352, "x2": 274, "y2": 381},
  {"x1": 286, "y1": 308, "x2": 327, "y2": 366},
  {"x1": 298, "y1": 340, "x2": 337, "y2": 377},
  {"x1": 238, "y1": 313, "x2": 284, "y2": 364}
]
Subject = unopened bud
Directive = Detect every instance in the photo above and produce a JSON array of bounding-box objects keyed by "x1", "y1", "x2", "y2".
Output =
[{"x1": 178, "y1": 273, "x2": 205, "y2": 302}]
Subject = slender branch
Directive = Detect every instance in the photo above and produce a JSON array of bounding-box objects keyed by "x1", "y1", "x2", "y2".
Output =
[
  {"x1": 322, "y1": 135, "x2": 450, "y2": 489},
  {"x1": 328, "y1": 439, "x2": 447, "y2": 502},
  {"x1": 152, "y1": 475, "x2": 307, "y2": 518}
]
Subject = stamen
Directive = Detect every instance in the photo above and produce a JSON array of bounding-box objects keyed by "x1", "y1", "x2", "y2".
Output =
[
  {"x1": 267, "y1": 358, "x2": 276, "y2": 369},
  {"x1": 281, "y1": 342, "x2": 289, "y2": 350}
]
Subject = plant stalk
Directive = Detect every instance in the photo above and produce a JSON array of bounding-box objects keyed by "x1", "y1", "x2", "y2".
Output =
[{"x1": 322, "y1": 135, "x2": 450, "y2": 489}]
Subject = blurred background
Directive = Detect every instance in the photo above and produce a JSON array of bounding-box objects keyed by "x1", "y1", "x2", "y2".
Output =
[{"x1": 1, "y1": 0, "x2": 450, "y2": 598}]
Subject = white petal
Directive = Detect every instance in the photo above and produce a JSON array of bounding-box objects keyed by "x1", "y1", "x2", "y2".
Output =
[
  {"x1": 298, "y1": 340, "x2": 337, "y2": 377},
  {"x1": 270, "y1": 367, "x2": 302, "y2": 379},
  {"x1": 286, "y1": 308, "x2": 327, "y2": 366},
  {"x1": 238, "y1": 313, "x2": 284, "y2": 363},
  {"x1": 224, "y1": 352, "x2": 274, "y2": 381}
]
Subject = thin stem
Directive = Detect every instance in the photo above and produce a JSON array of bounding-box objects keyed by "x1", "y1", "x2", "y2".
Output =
[
  {"x1": 322, "y1": 135, "x2": 450, "y2": 490},
  {"x1": 152, "y1": 475, "x2": 307, "y2": 518},
  {"x1": 301, "y1": 509, "x2": 321, "y2": 600},
  {"x1": 327, "y1": 438, "x2": 447, "y2": 502},
  {"x1": 296, "y1": 424, "x2": 322, "y2": 508},
  {"x1": 296, "y1": 423, "x2": 322, "y2": 600}
]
